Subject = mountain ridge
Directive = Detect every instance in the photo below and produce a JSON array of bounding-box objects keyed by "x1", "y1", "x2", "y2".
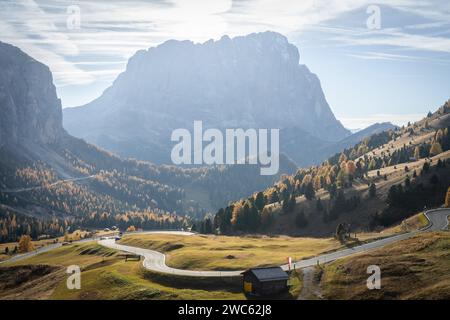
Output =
[{"x1": 63, "y1": 31, "x2": 350, "y2": 165}]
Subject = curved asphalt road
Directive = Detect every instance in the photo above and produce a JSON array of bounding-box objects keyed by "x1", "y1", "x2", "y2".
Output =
[
  {"x1": 1, "y1": 238, "x2": 93, "y2": 265},
  {"x1": 98, "y1": 209, "x2": 450, "y2": 277},
  {"x1": 2, "y1": 210, "x2": 448, "y2": 275},
  {"x1": 0, "y1": 230, "x2": 191, "y2": 265}
]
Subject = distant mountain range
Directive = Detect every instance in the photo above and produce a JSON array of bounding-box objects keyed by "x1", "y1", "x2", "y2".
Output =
[
  {"x1": 63, "y1": 31, "x2": 352, "y2": 166},
  {"x1": 280, "y1": 122, "x2": 397, "y2": 166}
]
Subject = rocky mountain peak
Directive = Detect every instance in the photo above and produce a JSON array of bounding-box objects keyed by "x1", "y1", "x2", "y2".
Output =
[{"x1": 64, "y1": 31, "x2": 350, "y2": 165}]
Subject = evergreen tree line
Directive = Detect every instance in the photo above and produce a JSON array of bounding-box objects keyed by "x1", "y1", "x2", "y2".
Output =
[{"x1": 372, "y1": 159, "x2": 449, "y2": 227}]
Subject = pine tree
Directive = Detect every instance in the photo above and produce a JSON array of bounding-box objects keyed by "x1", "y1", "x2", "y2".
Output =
[
  {"x1": 295, "y1": 211, "x2": 308, "y2": 228},
  {"x1": 316, "y1": 198, "x2": 324, "y2": 211},
  {"x1": 335, "y1": 223, "x2": 346, "y2": 242},
  {"x1": 304, "y1": 182, "x2": 315, "y2": 200},
  {"x1": 405, "y1": 176, "x2": 411, "y2": 188},
  {"x1": 430, "y1": 174, "x2": 439, "y2": 185},
  {"x1": 203, "y1": 217, "x2": 213, "y2": 234},
  {"x1": 254, "y1": 192, "x2": 266, "y2": 211},
  {"x1": 422, "y1": 162, "x2": 430, "y2": 174},
  {"x1": 328, "y1": 183, "x2": 337, "y2": 199},
  {"x1": 369, "y1": 183, "x2": 376, "y2": 198},
  {"x1": 282, "y1": 193, "x2": 290, "y2": 213},
  {"x1": 261, "y1": 207, "x2": 274, "y2": 229},
  {"x1": 288, "y1": 193, "x2": 296, "y2": 211}
]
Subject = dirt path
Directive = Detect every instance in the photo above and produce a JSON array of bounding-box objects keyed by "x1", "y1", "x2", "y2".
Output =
[{"x1": 297, "y1": 266, "x2": 323, "y2": 300}]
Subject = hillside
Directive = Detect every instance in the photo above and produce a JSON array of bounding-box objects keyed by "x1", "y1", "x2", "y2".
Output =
[
  {"x1": 63, "y1": 31, "x2": 350, "y2": 166},
  {"x1": 0, "y1": 242, "x2": 244, "y2": 300},
  {"x1": 320, "y1": 232, "x2": 450, "y2": 299},
  {"x1": 208, "y1": 101, "x2": 450, "y2": 236}
]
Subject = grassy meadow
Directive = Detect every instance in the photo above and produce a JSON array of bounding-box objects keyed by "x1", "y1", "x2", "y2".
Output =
[
  {"x1": 2, "y1": 241, "x2": 246, "y2": 300},
  {"x1": 320, "y1": 232, "x2": 450, "y2": 299},
  {"x1": 118, "y1": 234, "x2": 344, "y2": 271}
]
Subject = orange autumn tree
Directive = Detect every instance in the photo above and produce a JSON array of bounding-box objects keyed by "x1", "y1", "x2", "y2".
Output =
[
  {"x1": 126, "y1": 225, "x2": 136, "y2": 232},
  {"x1": 18, "y1": 235, "x2": 34, "y2": 253},
  {"x1": 445, "y1": 187, "x2": 450, "y2": 208}
]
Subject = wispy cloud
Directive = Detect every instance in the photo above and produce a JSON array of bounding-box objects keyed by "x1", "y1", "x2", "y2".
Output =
[
  {"x1": 346, "y1": 51, "x2": 450, "y2": 65},
  {"x1": 335, "y1": 29, "x2": 450, "y2": 54},
  {"x1": 0, "y1": 0, "x2": 449, "y2": 105}
]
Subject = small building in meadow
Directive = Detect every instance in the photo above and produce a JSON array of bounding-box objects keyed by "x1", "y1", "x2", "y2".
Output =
[{"x1": 241, "y1": 267, "x2": 289, "y2": 296}]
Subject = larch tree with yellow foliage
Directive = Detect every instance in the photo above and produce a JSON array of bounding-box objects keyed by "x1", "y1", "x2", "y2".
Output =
[
  {"x1": 414, "y1": 146, "x2": 421, "y2": 160},
  {"x1": 126, "y1": 225, "x2": 136, "y2": 232},
  {"x1": 313, "y1": 175, "x2": 321, "y2": 190},
  {"x1": 445, "y1": 187, "x2": 450, "y2": 208},
  {"x1": 18, "y1": 235, "x2": 34, "y2": 253},
  {"x1": 429, "y1": 142, "x2": 443, "y2": 156},
  {"x1": 346, "y1": 160, "x2": 356, "y2": 176},
  {"x1": 231, "y1": 202, "x2": 244, "y2": 226}
]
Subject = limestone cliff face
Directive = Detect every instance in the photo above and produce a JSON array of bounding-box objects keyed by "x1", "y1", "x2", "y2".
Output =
[
  {"x1": 0, "y1": 42, "x2": 63, "y2": 147},
  {"x1": 63, "y1": 31, "x2": 350, "y2": 165}
]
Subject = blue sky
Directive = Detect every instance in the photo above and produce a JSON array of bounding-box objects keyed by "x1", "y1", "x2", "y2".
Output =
[{"x1": 1, "y1": 0, "x2": 449, "y2": 129}]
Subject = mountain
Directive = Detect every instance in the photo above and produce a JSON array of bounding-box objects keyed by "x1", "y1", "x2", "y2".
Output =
[
  {"x1": 63, "y1": 31, "x2": 350, "y2": 165},
  {"x1": 281, "y1": 122, "x2": 397, "y2": 166},
  {"x1": 336, "y1": 122, "x2": 397, "y2": 148},
  {"x1": 0, "y1": 42, "x2": 296, "y2": 242},
  {"x1": 315, "y1": 122, "x2": 398, "y2": 162},
  {"x1": 0, "y1": 42, "x2": 63, "y2": 147}
]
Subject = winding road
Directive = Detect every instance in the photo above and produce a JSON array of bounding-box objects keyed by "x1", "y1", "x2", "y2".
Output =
[
  {"x1": 0, "y1": 230, "x2": 187, "y2": 265},
  {"x1": 1, "y1": 238, "x2": 94, "y2": 265},
  {"x1": 2, "y1": 209, "x2": 448, "y2": 275},
  {"x1": 98, "y1": 208, "x2": 450, "y2": 278}
]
